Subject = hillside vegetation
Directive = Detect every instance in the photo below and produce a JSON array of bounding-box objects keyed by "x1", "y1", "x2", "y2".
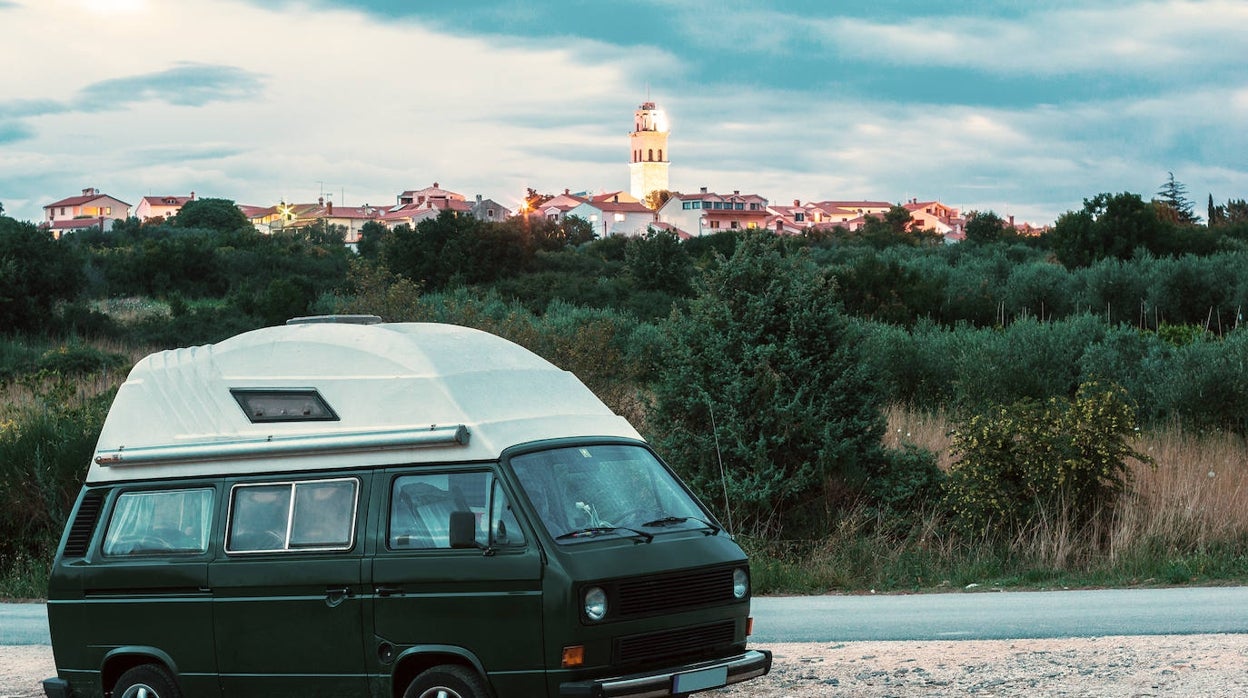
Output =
[{"x1": 3, "y1": 190, "x2": 1248, "y2": 596}]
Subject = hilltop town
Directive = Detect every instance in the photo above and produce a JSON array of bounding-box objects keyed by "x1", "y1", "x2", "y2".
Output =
[{"x1": 36, "y1": 102, "x2": 1045, "y2": 244}]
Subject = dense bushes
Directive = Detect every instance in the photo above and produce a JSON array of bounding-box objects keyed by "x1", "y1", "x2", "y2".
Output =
[
  {"x1": 859, "y1": 315, "x2": 1248, "y2": 433},
  {"x1": 0, "y1": 216, "x2": 85, "y2": 334}
]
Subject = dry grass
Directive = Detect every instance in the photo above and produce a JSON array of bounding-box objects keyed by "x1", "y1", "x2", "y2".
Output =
[
  {"x1": 0, "y1": 338, "x2": 144, "y2": 421},
  {"x1": 1114, "y1": 424, "x2": 1248, "y2": 554}
]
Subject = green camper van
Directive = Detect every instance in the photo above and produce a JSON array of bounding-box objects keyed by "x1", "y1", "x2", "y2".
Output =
[{"x1": 43, "y1": 318, "x2": 771, "y2": 698}]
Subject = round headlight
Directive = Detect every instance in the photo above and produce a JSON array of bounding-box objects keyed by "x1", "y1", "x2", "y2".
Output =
[
  {"x1": 584, "y1": 586, "x2": 607, "y2": 621},
  {"x1": 733, "y1": 568, "x2": 749, "y2": 599}
]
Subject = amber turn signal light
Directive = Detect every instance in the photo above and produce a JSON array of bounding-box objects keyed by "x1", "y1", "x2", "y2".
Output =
[{"x1": 561, "y1": 645, "x2": 585, "y2": 668}]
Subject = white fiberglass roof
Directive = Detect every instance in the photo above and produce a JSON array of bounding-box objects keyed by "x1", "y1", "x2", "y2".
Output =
[{"x1": 87, "y1": 321, "x2": 641, "y2": 484}]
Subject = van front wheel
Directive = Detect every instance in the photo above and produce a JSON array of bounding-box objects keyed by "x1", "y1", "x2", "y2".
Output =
[
  {"x1": 115, "y1": 663, "x2": 181, "y2": 698},
  {"x1": 404, "y1": 664, "x2": 487, "y2": 698}
]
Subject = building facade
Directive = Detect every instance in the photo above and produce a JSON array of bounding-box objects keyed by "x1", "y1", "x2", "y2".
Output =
[{"x1": 656, "y1": 188, "x2": 769, "y2": 237}]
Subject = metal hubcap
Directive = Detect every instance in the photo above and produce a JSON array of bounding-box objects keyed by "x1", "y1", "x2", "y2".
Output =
[
  {"x1": 121, "y1": 685, "x2": 159, "y2": 698},
  {"x1": 418, "y1": 688, "x2": 463, "y2": 698}
]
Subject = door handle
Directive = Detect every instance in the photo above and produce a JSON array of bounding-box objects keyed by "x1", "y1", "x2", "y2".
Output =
[
  {"x1": 375, "y1": 585, "x2": 403, "y2": 597},
  {"x1": 325, "y1": 586, "x2": 354, "y2": 608}
]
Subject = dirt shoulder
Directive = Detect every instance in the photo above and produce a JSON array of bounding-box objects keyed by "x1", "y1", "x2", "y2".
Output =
[{"x1": 6, "y1": 634, "x2": 1248, "y2": 698}]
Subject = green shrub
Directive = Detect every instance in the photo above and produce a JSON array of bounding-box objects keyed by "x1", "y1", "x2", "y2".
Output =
[
  {"x1": 648, "y1": 232, "x2": 886, "y2": 536},
  {"x1": 946, "y1": 382, "x2": 1150, "y2": 536},
  {"x1": 863, "y1": 443, "x2": 945, "y2": 518}
]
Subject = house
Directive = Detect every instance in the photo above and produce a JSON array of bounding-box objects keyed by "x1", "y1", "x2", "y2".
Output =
[
  {"x1": 469, "y1": 195, "x2": 511, "y2": 223},
  {"x1": 656, "y1": 187, "x2": 770, "y2": 236},
  {"x1": 764, "y1": 199, "x2": 861, "y2": 234},
  {"x1": 813, "y1": 200, "x2": 894, "y2": 220},
  {"x1": 903, "y1": 199, "x2": 963, "y2": 236},
  {"x1": 135, "y1": 193, "x2": 196, "y2": 222},
  {"x1": 533, "y1": 190, "x2": 589, "y2": 222},
  {"x1": 258, "y1": 198, "x2": 385, "y2": 243},
  {"x1": 43, "y1": 187, "x2": 129, "y2": 224},
  {"x1": 380, "y1": 199, "x2": 470, "y2": 229},
  {"x1": 567, "y1": 194, "x2": 655, "y2": 238},
  {"x1": 395, "y1": 183, "x2": 465, "y2": 208}
]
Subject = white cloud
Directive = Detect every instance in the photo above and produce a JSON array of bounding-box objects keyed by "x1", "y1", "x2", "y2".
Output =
[{"x1": 822, "y1": 1, "x2": 1248, "y2": 77}]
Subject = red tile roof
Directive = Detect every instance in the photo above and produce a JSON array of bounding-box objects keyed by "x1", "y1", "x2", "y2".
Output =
[{"x1": 44, "y1": 192, "x2": 130, "y2": 209}]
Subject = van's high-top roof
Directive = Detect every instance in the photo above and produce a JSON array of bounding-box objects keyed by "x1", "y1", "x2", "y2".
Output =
[{"x1": 87, "y1": 322, "x2": 641, "y2": 484}]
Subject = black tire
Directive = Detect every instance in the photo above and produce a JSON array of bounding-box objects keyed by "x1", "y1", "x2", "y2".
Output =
[
  {"x1": 403, "y1": 664, "x2": 488, "y2": 698},
  {"x1": 114, "y1": 663, "x2": 181, "y2": 698}
]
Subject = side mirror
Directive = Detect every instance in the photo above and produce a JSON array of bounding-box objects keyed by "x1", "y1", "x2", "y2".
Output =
[{"x1": 448, "y1": 510, "x2": 477, "y2": 549}]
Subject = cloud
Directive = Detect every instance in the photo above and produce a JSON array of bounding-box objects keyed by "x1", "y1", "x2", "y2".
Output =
[
  {"x1": 825, "y1": 1, "x2": 1248, "y2": 78},
  {"x1": 0, "y1": 121, "x2": 34, "y2": 144},
  {"x1": 75, "y1": 63, "x2": 266, "y2": 111}
]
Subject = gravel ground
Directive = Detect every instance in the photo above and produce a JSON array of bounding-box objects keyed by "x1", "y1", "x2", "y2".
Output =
[{"x1": 6, "y1": 634, "x2": 1248, "y2": 697}]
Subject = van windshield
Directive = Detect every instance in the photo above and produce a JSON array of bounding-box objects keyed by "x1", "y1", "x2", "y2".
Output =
[{"x1": 509, "y1": 444, "x2": 715, "y2": 544}]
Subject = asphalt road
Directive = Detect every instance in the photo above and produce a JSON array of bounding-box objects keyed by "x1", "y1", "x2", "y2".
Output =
[
  {"x1": 749, "y1": 586, "x2": 1248, "y2": 642},
  {"x1": 6, "y1": 587, "x2": 1248, "y2": 646},
  {"x1": 0, "y1": 603, "x2": 49, "y2": 645}
]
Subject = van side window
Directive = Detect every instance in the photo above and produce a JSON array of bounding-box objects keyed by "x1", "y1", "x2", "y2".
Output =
[
  {"x1": 389, "y1": 471, "x2": 523, "y2": 550},
  {"x1": 227, "y1": 478, "x2": 358, "y2": 553},
  {"x1": 102, "y1": 488, "x2": 214, "y2": 556}
]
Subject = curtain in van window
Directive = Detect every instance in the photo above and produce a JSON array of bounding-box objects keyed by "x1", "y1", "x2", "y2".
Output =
[{"x1": 103, "y1": 489, "x2": 214, "y2": 555}]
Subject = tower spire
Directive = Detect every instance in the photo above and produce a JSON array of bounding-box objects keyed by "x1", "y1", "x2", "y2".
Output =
[{"x1": 629, "y1": 98, "x2": 670, "y2": 203}]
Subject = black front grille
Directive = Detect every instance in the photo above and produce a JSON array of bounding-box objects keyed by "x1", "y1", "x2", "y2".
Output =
[
  {"x1": 615, "y1": 620, "x2": 736, "y2": 666},
  {"x1": 615, "y1": 566, "x2": 736, "y2": 618},
  {"x1": 63, "y1": 489, "x2": 105, "y2": 558}
]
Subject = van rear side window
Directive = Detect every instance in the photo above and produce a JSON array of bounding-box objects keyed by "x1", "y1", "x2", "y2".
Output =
[
  {"x1": 102, "y1": 488, "x2": 214, "y2": 556},
  {"x1": 226, "y1": 478, "x2": 358, "y2": 553}
]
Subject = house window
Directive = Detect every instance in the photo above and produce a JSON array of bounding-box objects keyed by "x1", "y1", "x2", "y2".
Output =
[
  {"x1": 682, "y1": 201, "x2": 691, "y2": 210},
  {"x1": 730, "y1": 221, "x2": 739, "y2": 229},
  {"x1": 747, "y1": 222, "x2": 758, "y2": 229},
  {"x1": 795, "y1": 213, "x2": 805, "y2": 222},
  {"x1": 614, "y1": 213, "x2": 625, "y2": 222},
  {"x1": 710, "y1": 220, "x2": 720, "y2": 229},
  {"x1": 487, "y1": 209, "x2": 495, "y2": 218},
  {"x1": 691, "y1": 201, "x2": 701, "y2": 209},
  {"x1": 648, "y1": 148, "x2": 653, "y2": 161},
  {"x1": 658, "y1": 149, "x2": 663, "y2": 161}
]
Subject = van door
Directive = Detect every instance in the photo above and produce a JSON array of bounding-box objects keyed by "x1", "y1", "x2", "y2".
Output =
[
  {"x1": 369, "y1": 467, "x2": 545, "y2": 696},
  {"x1": 78, "y1": 484, "x2": 220, "y2": 698},
  {"x1": 209, "y1": 475, "x2": 369, "y2": 698}
]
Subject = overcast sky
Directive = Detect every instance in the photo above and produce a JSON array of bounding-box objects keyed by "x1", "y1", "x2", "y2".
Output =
[{"x1": 2, "y1": 0, "x2": 1245, "y2": 226}]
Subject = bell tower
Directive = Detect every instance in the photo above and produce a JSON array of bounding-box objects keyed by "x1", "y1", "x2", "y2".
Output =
[{"x1": 629, "y1": 101, "x2": 670, "y2": 204}]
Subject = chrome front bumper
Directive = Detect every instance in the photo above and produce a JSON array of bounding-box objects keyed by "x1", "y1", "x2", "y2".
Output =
[{"x1": 559, "y1": 649, "x2": 772, "y2": 698}]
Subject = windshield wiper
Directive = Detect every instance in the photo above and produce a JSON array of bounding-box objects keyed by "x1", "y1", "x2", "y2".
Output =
[
  {"x1": 556, "y1": 526, "x2": 653, "y2": 544},
  {"x1": 640, "y1": 516, "x2": 721, "y2": 536}
]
